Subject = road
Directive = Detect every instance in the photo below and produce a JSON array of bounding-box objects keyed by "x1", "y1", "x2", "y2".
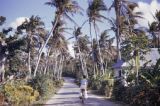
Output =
[{"x1": 45, "y1": 77, "x2": 122, "y2": 106}]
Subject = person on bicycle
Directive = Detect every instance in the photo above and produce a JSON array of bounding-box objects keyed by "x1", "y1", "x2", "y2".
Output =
[{"x1": 79, "y1": 75, "x2": 88, "y2": 99}]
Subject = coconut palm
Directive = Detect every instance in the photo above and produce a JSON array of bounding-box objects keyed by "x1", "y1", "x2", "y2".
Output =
[
  {"x1": 76, "y1": 34, "x2": 90, "y2": 77},
  {"x1": 99, "y1": 30, "x2": 116, "y2": 70},
  {"x1": 0, "y1": 34, "x2": 7, "y2": 82},
  {"x1": 46, "y1": 20, "x2": 69, "y2": 79},
  {"x1": 17, "y1": 15, "x2": 44, "y2": 77},
  {"x1": 73, "y1": 27, "x2": 88, "y2": 77},
  {"x1": 33, "y1": 0, "x2": 82, "y2": 77},
  {"x1": 0, "y1": 17, "x2": 10, "y2": 81},
  {"x1": 87, "y1": 0, "x2": 107, "y2": 75},
  {"x1": 108, "y1": 0, "x2": 142, "y2": 60}
]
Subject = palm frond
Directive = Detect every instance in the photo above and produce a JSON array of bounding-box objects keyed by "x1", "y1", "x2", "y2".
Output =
[
  {"x1": 108, "y1": 1, "x2": 115, "y2": 11},
  {"x1": 64, "y1": 13, "x2": 79, "y2": 26}
]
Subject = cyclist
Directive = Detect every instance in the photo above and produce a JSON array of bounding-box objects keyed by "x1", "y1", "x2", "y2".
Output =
[{"x1": 79, "y1": 75, "x2": 88, "y2": 99}]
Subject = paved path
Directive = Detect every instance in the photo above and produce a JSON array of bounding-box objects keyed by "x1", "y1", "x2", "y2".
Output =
[{"x1": 45, "y1": 77, "x2": 122, "y2": 106}]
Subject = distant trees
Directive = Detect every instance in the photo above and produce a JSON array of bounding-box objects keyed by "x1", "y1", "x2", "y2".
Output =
[{"x1": 0, "y1": 0, "x2": 158, "y2": 87}]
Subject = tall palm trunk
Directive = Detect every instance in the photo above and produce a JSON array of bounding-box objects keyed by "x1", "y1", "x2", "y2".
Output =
[
  {"x1": 59, "y1": 55, "x2": 64, "y2": 80},
  {"x1": 89, "y1": 21, "x2": 93, "y2": 47},
  {"x1": 28, "y1": 51, "x2": 31, "y2": 77},
  {"x1": 0, "y1": 56, "x2": 6, "y2": 82},
  {"x1": 44, "y1": 48, "x2": 51, "y2": 74},
  {"x1": 28, "y1": 31, "x2": 32, "y2": 77},
  {"x1": 90, "y1": 21, "x2": 96, "y2": 76},
  {"x1": 83, "y1": 56, "x2": 88, "y2": 78},
  {"x1": 135, "y1": 49, "x2": 140, "y2": 85},
  {"x1": 75, "y1": 36, "x2": 86, "y2": 76},
  {"x1": 54, "y1": 53, "x2": 59, "y2": 77},
  {"x1": 54, "y1": 58, "x2": 58, "y2": 77},
  {"x1": 57, "y1": 55, "x2": 63, "y2": 80},
  {"x1": 93, "y1": 21, "x2": 104, "y2": 75},
  {"x1": 115, "y1": 0, "x2": 121, "y2": 60},
  {"x1": 34, "y1": 15, "x2": 60, "y2": 77}
]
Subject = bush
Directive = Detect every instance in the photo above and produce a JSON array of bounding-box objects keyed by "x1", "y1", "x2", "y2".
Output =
[
  {"x1": 99, "y1": 79, "x2": 114, "y2": 97},
  {"x1": 3, "y1": 80, "x2": 39, "y2": 105},
  {"x1": 88, "y1": 75, "x2": 102, "y2": 90},
  {"x1": 131, "y1": 86, "x2": 160, "y2": 105},
  {"x1": 28, "y1": 74, "x2": 63, "y2": 99},
  {"x1": 112, "y1": 81, "x2": 160, "y2": 105},
  {"x1": 112, "y1": 79, "x2": 126, "y2": 101},
  {"x1": 28, "y1": 74, "x2": 55, "y2": 98},
  {"x1": 88, "y1": 73, "x2": 114, "y2": 97}
]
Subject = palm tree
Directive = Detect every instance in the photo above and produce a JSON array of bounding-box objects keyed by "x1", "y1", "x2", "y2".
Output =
[
  {"x1": 99, "y1": 30, "x2": 116, "y2": 71},
  {"x1": 76, "y1": 34, "x2": 90, "y2": 77},
  {"x1": 108, "y1": 0, "x2": 142, "y2": 61},
  {"x1": 0, "y1": 16, "x2": 8, "y2": 82},
  {"x1": 17, "y1": 15, "x2": 44, "y2": 77},
  {"x1": 46, "y1": 20, "x2": 69, "y2": 79},
  {"x1": 73, "y1": 27, "x2": 88, "y2": 77},
  {"x1": 87, "y1": 0, "x2": 107, "y2": 75},
  {"x1": 33, "y1": 0, "x2": 82, "y2": 77}
]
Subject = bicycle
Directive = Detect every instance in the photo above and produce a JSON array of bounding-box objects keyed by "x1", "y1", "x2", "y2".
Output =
[{"x1": 81, "y1": 89, "x2": 85, "y2": 104}]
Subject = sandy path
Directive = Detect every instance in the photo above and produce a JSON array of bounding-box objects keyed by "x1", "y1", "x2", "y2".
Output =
[{"x1": 45, "y1": 77, "x2": 122, "y2": 106}]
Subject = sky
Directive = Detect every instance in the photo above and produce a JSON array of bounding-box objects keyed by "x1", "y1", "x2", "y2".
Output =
[{"x1": 0, "y1": 0, "x2": 160, "y2": 57}]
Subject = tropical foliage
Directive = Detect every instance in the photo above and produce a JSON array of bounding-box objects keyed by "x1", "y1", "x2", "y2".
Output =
[{"x1": 0, "y1": 0, "x2": 160, "y2": 105}]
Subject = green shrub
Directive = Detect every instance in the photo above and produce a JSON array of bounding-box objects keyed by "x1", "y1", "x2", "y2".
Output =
[
  {"x1": 28, "y1": 74, "x2": 55, "y2": 98},
  {"x1": 3, "y1": 80, "x2": 39, "y2": 105},
  {"x1": 88, "y1": 73, "x2": 114, "y2": 97},
  {"x1": 28, "y1": 74, "x2": 63, "y2": 99},
  {"x1": 88, "y1": 75, "x2": 102, "y2": 90},
  {"x1": 112, "y1": 81, "x2": 160, "y2": 105},
  {"x1": 112, "y1": 79, "x2": 126, "y2": 101},
  {"x1": 131, "y1": 86, "x2": 160, "y2": 105},
  {"x1": 99, "y1": 79, "x2": 114, "y2": 97}
]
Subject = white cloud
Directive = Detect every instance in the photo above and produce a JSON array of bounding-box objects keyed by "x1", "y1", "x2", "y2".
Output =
[
  {"x1": 134, "y1": 0, "x2": 160, "y2": 28},
  {"x1": 68, "y1": 42, "x2": 75, "y2": 58},
  {"x1": 10, "y1": 17, "x2": 29, "y2": 29}
]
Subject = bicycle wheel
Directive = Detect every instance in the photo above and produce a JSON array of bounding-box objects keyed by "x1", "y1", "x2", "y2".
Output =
[{"x1": 81, "y1": 89, "x2": 85, "y2": 104}]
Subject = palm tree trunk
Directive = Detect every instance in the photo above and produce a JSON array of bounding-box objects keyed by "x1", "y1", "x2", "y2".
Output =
[
  {"x1": 95, "y1": 63, "x2": 98, "y2": 75},
  {"x1": 135, "y1": 49, "x2": 140, "y2": 85},
  {"x1": 104, "y1": 60, "x2": 107, "y2": 74},
  {"x1": 158, "y1": 35, "x2": 159, "y2": 48},
  {"x1": 75, "y1": 36, "x2": 86, "y2": 76},
  {"x1": 90, "y1": 21, "x2": 96, "y2": 77},
  {"x1": 54, "y1": 54, "x2": 58, "y2": 78},
  {"x1": 57, "y1": 55, "x2": 63, "y2": 80},
  {"x1": 28, "y1": 51, "x2": 32, "y2": 77},
  {"x1": 93, "y1": 62, "x2": 96, "y2": 76},
  {"x1": 83, "y1": 57, "x2": 88, "y2": 78},
  {"x1": 44, "y1": 48, "x2": 51, "y2": 74},
  {"x1": 33, "y1": 15, "x2": 60, "y2": 77},
  {"x1": 0, "y1": 56, "x2": 6, "y2": 82},
  {"x1": 59, "y1": 55, "x2": 64, "y2": 80},
  {"x1": 93, "y1": 21, "x2": 104, "y2": 75},
  {"x1": 115, "y1": 0, "x2": 121, "y2": 60},
  {"x1": 89, "y1": 21, "x2": 93, "y2": 47},
  {"x1": 27, "y1": 31, "x2": 32, "y2": 78}
]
